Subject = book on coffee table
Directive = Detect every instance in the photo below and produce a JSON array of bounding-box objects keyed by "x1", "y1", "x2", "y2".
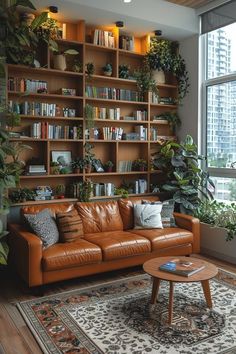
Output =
[{"x1": 159, "y1": 258, "x2": 205, "y2": 277}]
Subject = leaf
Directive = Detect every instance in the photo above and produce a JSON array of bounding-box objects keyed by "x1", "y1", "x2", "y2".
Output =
[
  {"x1": 0, "y1": 242, "x2": 8, "y2": 265},
  {"x1": 48, "y1": 39, "x2": 58, "y2": 52},
  {"x1": 16, "y1": 0, "x2": 36, "y2": 9},
  {"x1": 31, "y1": 12, "x2": 48, "y2": 30},
  {"x1": 64, "y1": 49, "x2": 79, "y2": 55}
]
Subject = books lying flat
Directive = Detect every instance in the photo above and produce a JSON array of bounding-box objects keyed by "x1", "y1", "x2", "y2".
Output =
[{"x1": 159, "y1": 258, "x2": 205, "y2": 277}]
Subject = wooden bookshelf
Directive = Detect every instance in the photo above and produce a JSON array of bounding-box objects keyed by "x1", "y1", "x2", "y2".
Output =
[{"x1": 6, "y1": 19, "x2": 178, "y2": 203}]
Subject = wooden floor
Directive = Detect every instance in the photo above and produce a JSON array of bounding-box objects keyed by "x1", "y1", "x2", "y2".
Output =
[{"x1": 0, "y1": 254, "x2": 235, "y2": 354}]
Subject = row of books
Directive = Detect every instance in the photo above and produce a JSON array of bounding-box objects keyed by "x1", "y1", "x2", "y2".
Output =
[
  {"x1": 8, "y1": 77, "x2": 48, "y2": 93},
  {"x1": 134, "y1": 179, "x2": 148, "y2": 194},
  {"x1": 134, "y1": 125, "x2": 147, "y2": 140},
  {"x1": 119, "y1": 35, "x2": 135, "y2": 51},
  {"x1": 91, "y1": 107, "x2": 121, "y2": 120},
  {"x1": 118, "y1": 160, "x2": 133, "y2": 172},
  {"x1": 93, "y1": 29, "x2": 115, "y2": 48},
  {"x1": 86, "y1": 86, "x2": 142, "y2": 102},
  {"x1": 31, "y1": 122, "x2": 81, "y2": 140},
  {"x1": 93, "y1": 183, "x2": 115, "y2": 197},
  {"x1": 9, "y1": 101, "x2": 58, "y2": 117},
  {"x1": 150, "y1": 127, "x2": 158, "y2": 141}
]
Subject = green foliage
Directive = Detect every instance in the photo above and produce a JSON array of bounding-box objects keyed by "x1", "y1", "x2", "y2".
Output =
[
  {"x1": 10, "y1": 188, "x2": 36, "y2": 203},
  {"x1": 146, "y1": 38, "x2": 189, "y2": 102},
  {"x1": 79, "y1": 180, "x2": 93, "y2": 202},
  {"x1": 132, "y1": 158, "x2": 147, "y2": 170},
  {"x1": 0, "y1": 218, "x2": 9, "y2": 265},
  {"x1": 154, "y1": 112, "x2": 181, "y2": 133},
  {"x1": 119, "y1": 64, "x2": 130, "y2": 79},
  {"x1": 86, "y1": 62, "x2": 95, "y2": 77},
  {"x1": 134, "y1": 63, "x2": 159, "y2": 98},
  {"x1": 71, "y1": 157, "x2": 84, "y2": 170},
  {"x1": 84, "y1": 104, "x2": 94, "y2": 128},
  {"x1": 194, "y1": 200, "x2": 236, "y2": 241},
  {"x1": 153, "y1": 135, "x2": 214, "y2": 214},
  {"x1": 104, "y1": 160, "x2": 114, "y2": 168},
  {"x1": 114, "y1": 187, "x2": 129, "y2": 198},
  {"x1": 102, "y1": 63, "x2": 112, "y2": 73},
  {"x1": 55, "y1": 184, "x2": 66, "y2": 196},
  {"x1": 83, "y1": 142, "x2": 96, "y2": 166}
]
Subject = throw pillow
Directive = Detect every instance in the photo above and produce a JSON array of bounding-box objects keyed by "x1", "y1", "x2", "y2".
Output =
[
  {"x1": 142, "y1": 199, "x2": 176, "y2": 228},
  {"x1": 56, "y1": 209, "x2": 84, "y2": 242},
  {"x1": 133, "y1": 204, "x2": 163, "y2": 229},
  {"x1": 24, "y1": 209, "x2": 59, "y2": 248}
]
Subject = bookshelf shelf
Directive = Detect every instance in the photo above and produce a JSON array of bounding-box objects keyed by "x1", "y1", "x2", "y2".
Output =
[{"x1": 7, "y1": 19, "x2": 179, "y2": 202}]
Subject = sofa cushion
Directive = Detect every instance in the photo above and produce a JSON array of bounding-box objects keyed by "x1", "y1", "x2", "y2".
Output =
[
  {"x1": 56, "y1": 209, "x2": 84, "y2": 242},
  {"x1": 133, "y1": 204, "x2": 163, "y2": 229},
  {"x1": 22, "y1": 203, "x2": 74, "y2": 218},
  {"x1": 42, "y1": 239, "x2": 102, "y2": 271},
  {"x1": 24, "y1": 209, "x2": 59, "y2": 248},
  {"x1": 84, "y1": 231, "x2": 151, "y2": 261},
  {"x1": 118, "y1": 196, "x2": 160, "y2": 230},
  {"x1": 75, "y1": 200, "x2": 123, "y2": 234},
  {"x1": 142, "y1": 199, "x2": 176, "y2": 228},
  {"x1": 129, "y1": 228, "x2": 193, "y2": 251}
]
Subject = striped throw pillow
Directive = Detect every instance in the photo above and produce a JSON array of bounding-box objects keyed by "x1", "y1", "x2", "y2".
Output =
[{"x1": 56, "y1": 209, "x2": 84, "y2": 242}]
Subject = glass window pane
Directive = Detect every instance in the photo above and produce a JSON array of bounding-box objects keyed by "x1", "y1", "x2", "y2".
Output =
[
  {"x1": 206, "y1": 81, "x2": 236, "y2": 168},
  {"x1": 207, "y1": 23, "x2": 236, "y2": 79},
  {"x1": 210, "y1": 177, "x2": 236, "y2": 202}
]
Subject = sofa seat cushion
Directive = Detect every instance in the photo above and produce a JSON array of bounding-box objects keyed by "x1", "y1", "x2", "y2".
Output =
[
  {"x1": 42, "y1": 239, "x2": 102, "y2": 271},
  {"x1": 129, "y1": 228, "x2": 193, "y2": 251},
  {"x1": 84, "y1": 231, "x2": 151, "y2": 261},
  {"x1": 75, "y1": 200, "x2": 123, "y2": 234}
]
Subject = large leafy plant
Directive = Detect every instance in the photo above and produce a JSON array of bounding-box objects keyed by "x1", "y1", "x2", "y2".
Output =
[
  {"x1": 145, "y1": 38, "x2": 189, "y2": 102},
  {"x1": 194, "y1": 200, "x2": 236, "y2": 241},
  {"x1": 153, "y1": 135, "x2": 214, "y2": 213},
  {"x1": 1, "y1": 0, "x2": 58, "y2": 66}
]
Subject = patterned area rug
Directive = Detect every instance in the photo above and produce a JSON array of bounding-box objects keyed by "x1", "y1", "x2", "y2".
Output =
[{"x1": 17, "y1": 269, "x2": 236, "y2": 354}]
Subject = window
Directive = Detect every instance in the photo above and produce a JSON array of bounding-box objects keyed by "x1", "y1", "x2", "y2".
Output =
[{"x1": 202, "y1": 20, "x2": 236, "y2": 202}]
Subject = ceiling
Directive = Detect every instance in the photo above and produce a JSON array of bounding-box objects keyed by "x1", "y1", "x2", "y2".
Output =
[{"x1": 164, "y1": 0, "x2": 216, "y2": 8}]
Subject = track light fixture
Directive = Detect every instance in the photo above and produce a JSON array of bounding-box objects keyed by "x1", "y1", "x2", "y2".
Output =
[
  {"x1": 116, "y1": 21, "x2": 124, "y2": 28},
  {"x1": 49, "y1": 6, "x2": 58, "y2": 13},
  {"x1": 154, "y1": 30, "x2": 162, "y2": 36}
]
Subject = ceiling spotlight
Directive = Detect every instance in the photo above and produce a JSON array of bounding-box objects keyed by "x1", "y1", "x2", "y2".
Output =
[
  {"x1": 123, "y1": 0, "x2": 132, "y2": 3},
  {"x1": 154, "y1": 30, "x2": 162, "y2": 36},
  {"x1": 116, "y1": 21, "x2": 124, "y2": 28},
  {"x1": 49, "y1": 6, "x2": 58, "y2": 13}
]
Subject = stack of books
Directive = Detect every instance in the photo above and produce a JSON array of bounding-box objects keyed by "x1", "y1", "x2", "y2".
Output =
[
  {"x1": 159, "y1": 259, "x2": 205, "y2": 277},
  {"x1": 27, "y1": 165, "x2": 47, "y2": 175},
  {"x1": 119, "y1": 35, "x2": 134, "y2": 51}
]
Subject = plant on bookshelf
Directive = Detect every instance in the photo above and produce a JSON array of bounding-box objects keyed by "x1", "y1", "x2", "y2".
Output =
[
  {"x1": 72, "y1": 59, "x2": 83, "y2": 73},
  {"x1": 53, "y1": 49, "x2": 79, "y2": 71},
  {"x1": 50, "y1": 161, "x2": 60, "y2": 175},
  {"x1": 102, "y1": 63, "x2": 113, "y2": 76},
  {"x1": 84, "y1": 103, "x2": 95, "y2": 128},
  {"x1": 86, "y1": 62, "x2": 95, "y2": 78},
  {"x1": 104, "y1": 160, "x2": 114, "y2": 172},
  {"x1": 132, "y1": 158, "x2": 148, "y2": 171},
  {"x1": 10, "y1": 188, "x2": 36, "y2": 203},
  {"x1": 134, "y1": 63, "x2": 158, "y2": 100},
  {"x1": 83, "y1": 142, "x2": 96, "y2": 173},
  {"x1": 114, "y1": 187, "x2": 129, "y2": 198},
  {"x1": 71, "y1": 157, "x2": 84, "y2": 174},
  {"x1": 154, "y1": 112, "x2": 181, "y2": 134},
  {"x1": 54, "y1": 184, "x2": 66, "y2": 199},
  {"x1": 79, "y1": 180, "x2": 93, "y2": 202},
  {"x1": 119, "y1": 64, "x2": 130, "y2": 79}
]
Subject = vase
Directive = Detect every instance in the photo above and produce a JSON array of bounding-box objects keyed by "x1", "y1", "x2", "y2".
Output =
[
  {"x1": 153, "y1": 69, "x2": 165, "y2": 84},
  {"x1": 53, "y1": 54, "x2": 67, "y2": 71},
  {"x1": 104, "y1": 71, "x2": 112, "y2": 76}
]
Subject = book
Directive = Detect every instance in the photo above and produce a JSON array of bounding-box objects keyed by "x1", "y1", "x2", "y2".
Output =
[{"x1": 159, "y1": 258, "x2": 205, "y2": 277}]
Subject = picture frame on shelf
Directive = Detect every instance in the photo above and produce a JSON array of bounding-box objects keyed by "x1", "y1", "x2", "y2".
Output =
[
  {"x1": 93, "y1": 159, "x2": 104, "y2": 172},
  {"x1": 52, "y1": 151, "x2": 72, "y2": 173}
]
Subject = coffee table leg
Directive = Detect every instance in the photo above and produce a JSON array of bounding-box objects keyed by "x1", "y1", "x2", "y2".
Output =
[
  {"x1": 168, "y1": 281, "x2": 174, "y2": 325},
  {"x1": 151, "y1": 277, "x2": 161, "y2": 304},
  {"x1": 201, "y1": 280, "x2": 213, "y2": 308}
]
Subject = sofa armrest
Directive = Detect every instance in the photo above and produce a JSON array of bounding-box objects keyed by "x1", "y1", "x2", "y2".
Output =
[
  {"x1": 173, "y1": 213, "x2": 200, "y2": 254},
  {"x1": 8, "y1": 224, "x2": 43, "y2": 287}
]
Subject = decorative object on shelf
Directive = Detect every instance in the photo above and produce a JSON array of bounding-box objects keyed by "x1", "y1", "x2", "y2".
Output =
[
  {"x1": 134, "y1": 63, "x2": 159, "y2": 100},
  {"x1": 53, "y1": 49, "x2": 79, "y2": 71},
  {"x1": 85, "y1": 62, "x2": 95, "y2": 78},
  {"x1": 104, "y1": 160, "x2": 114, "y2": 172},
  {"x1": 83, "y1": 142, "x2": 96, "y2": 174},
  {"x1": 153, "y1": 135, "x2": 214, "y2": 214},
  {"x1": 61, "y1": 88, "x2": 76, "y2": 96},
  {"x1": 51, "y1": 150, "x2": 72, "y2": 173},
  {"x1": 152, "y1": 69, "x2": 165, "y2": 84},
  {"x1": 102, "y1": 63, "x2": 112, "y2": 76},
  {"x1": 54, "y1": 184, "x2": 66, "y2": 199},
  {"x1": 50, "y1": 161, "x2": 60, "y2": 175},
  {"x1": 2, "y1": 1, "x2": 59, "y2": 66},
  {"x1": 155, "y1": 112, "x2": 181, "y2": 134},
  {"x1": 79, "y1": 179, "x2": 93, "y2": 202},
  {"x1": 93, "y1": 159, "x2": 104, "y2": 172},
  {"x1": 35, "y1": 186, "x2": 53, "y2": 200},
  {"x1": 72, "y1": 59, "x2": 83, "y2": 73},
  {"x1": 119, "y1": 64, "x2": 130, "y2": 79},
  {"x1": 71, "y1": 157, "x2": 84, "y2": 174},
  {"x1": 114, "y1": 187, "x2": 129, "y2": 198},
  {"x1": 85, "y1": 103, "x2": 95, "y2": 128},
  {"x1": 132, "y1": 158, "x2": 148, "y2": 171},
  {"x1": 10, "y1": 188, "x2": 36, "y2": 203},
  {"x1": 145, "y1": 38, "x2": 189, "y2": 102}
]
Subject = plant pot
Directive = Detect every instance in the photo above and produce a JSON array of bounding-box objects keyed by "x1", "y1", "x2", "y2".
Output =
[
  {"x1": 53, "y1": 54, "x2": 67, "y2": 71},
  {"x1": 200, "y1": 222, "x2": 236, "y2": 265},
  {"x1": 106, "y1": 167, "x2": 113, "y2": 172},
  {"x1": 139, "y1": 166, "x2": 145, "y2": 171},
  {"x1": 103, "y1": 71, "x2": 112, "y2": 77},
  {"x1": 74, "y1": 168, "x2": 81, "y2": 174},
  {"x1": 152, "y1": 69, "x2": 165, "y2": 84},
  {"x1": 85, "y1": 165, "x2": 92, "y2": 174},
  {"x1": 50, "y1": 167, "x2": 60, "y2": 175}
]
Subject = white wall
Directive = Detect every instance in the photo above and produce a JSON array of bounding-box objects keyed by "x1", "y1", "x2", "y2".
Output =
[{"x1": 178, "y1": 35, "x2": 199, "y2": 143}]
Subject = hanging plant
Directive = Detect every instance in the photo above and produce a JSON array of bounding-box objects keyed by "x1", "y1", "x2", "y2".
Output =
[{"x1": 145, "y1": 38, "x2": 189, "y2": 102}]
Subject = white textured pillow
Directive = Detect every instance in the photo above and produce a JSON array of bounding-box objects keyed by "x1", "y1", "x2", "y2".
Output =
[{"x1": 133, "y1": 204, "x2": 163, "y2": 229}]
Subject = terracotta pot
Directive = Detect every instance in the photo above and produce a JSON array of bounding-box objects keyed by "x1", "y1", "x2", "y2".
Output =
[
  {"x1": 53, "y1": 54, "x2": 67, "y2": 71},
  {"x1": 153, "y1": 69, "x2": 165, "y2": 84},
  {"x1": 74, "y1": 168, "x2": 81, "y2": 174},
  {"x1": 85, "y1": 165, "x2": 92, "y2": 174},
  {"x1": 50, "y1": 167, "x2": 60, "y2": 175},
  {"x1": 106, "y1": 166, "x2": 113, "y2": 172}
]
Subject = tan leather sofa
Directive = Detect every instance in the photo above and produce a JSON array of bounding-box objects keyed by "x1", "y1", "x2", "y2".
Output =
[{"x1": 8, "y1": 196, "x2": 200, "y2": 287}]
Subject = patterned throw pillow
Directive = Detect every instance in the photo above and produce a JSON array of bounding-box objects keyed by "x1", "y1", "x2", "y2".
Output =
[
  {"x1": 24, "y1": 209, "x2": 59, "y2": 248},
  {"x1": 142, "y1": 199, "x2": 176, "y2": 228},
  {"x1": 56, "y1": 209, "x2": 84, "y2": 242},
  {"x1": 133, "y1": 204, "x2": 163, "y2": 229}
]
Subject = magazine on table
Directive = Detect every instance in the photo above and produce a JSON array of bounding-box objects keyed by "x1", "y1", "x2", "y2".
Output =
[{"x1": 159, "y1": 258, "x2": 205, "y2": 277}]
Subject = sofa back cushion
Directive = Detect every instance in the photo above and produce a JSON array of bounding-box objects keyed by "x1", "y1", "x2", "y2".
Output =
[
  {"x1": 75, "y1": 200, "x2": 123, "y2": 234},
  {"x1": 21, "y1": 203, "x2": 74, "y2": 218},
  {"x1": 118, "y1": 196, "x2": 160, "y2": 230}
]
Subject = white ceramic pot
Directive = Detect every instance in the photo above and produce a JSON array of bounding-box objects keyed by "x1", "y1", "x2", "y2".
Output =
[
  {"x1": 152, "y1": 69, "x2": 165, "y2": 84},
  {"x1": 200, "y1": 222, "x2": 236, "y2": 264},
  {"x1": 53, "y1": 54, "x2": 67, "y2": 71}
]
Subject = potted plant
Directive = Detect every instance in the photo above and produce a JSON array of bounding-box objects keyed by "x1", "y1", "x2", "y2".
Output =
[
  {"x1": 102, "y1": 63, "x2": 112, "y2": 76},
  {"x1": 153, "y1": 135, "x2": 214, "y2": 214},
  {"x1": 78, "y1": 179, "x2": 93, "y2": 202},
  {"x1": 104, "y1": 160, "x2": 114, "y2": 172},
  {"x1": 50, "y1": 161, "x2": 60, "y2": 175},
  {"x1": 53, "y1": 49, "x2": 79, "y2": 71},
  {"x1": 156, "y1": 112, "x2": 181, "y2": 134},
  {"x1": 84, "y1": 104, "x2": 95, "y2": 129},
  {"x1": 194, "y1": 200, "x2": 236, "y2": 264},
  {"x1": 145, "y1": 38, "x2": 189, "y2": 102},
  {"x1": 71, "y1": 157, "x2": 84, "y2": 173},
  {"x1": 72, "y1": 59, "x2": 83, "y2": 73},
  {"x1": 86, "y1": 62, "x2": 95, "y2": 78},
  {"x1": 55, "y1": 184, "x2": 66, "y2": 199},
  {"x1": 83, "y1": 142, "x2": 96, "y2": 173},
  {"x1": 10, "y1": 188, "x2": 36, "y2": 203},
  {"x1": 134, "y1": 63, "x2": 159, "y2": 101},
  {"x1": 114, "y1": 187, "x2": 129, "y2": 198},
  {"x1": 119, "y1": 64, "x2": 130, "y2": 79},
  {"x1": 132, "y1": 158, "x2": 148, "y2": 171}
]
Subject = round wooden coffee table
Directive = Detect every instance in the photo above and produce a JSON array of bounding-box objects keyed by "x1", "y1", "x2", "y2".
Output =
[{"x1": 143, "y1": 256, "x2": 218, "y2": 325}]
